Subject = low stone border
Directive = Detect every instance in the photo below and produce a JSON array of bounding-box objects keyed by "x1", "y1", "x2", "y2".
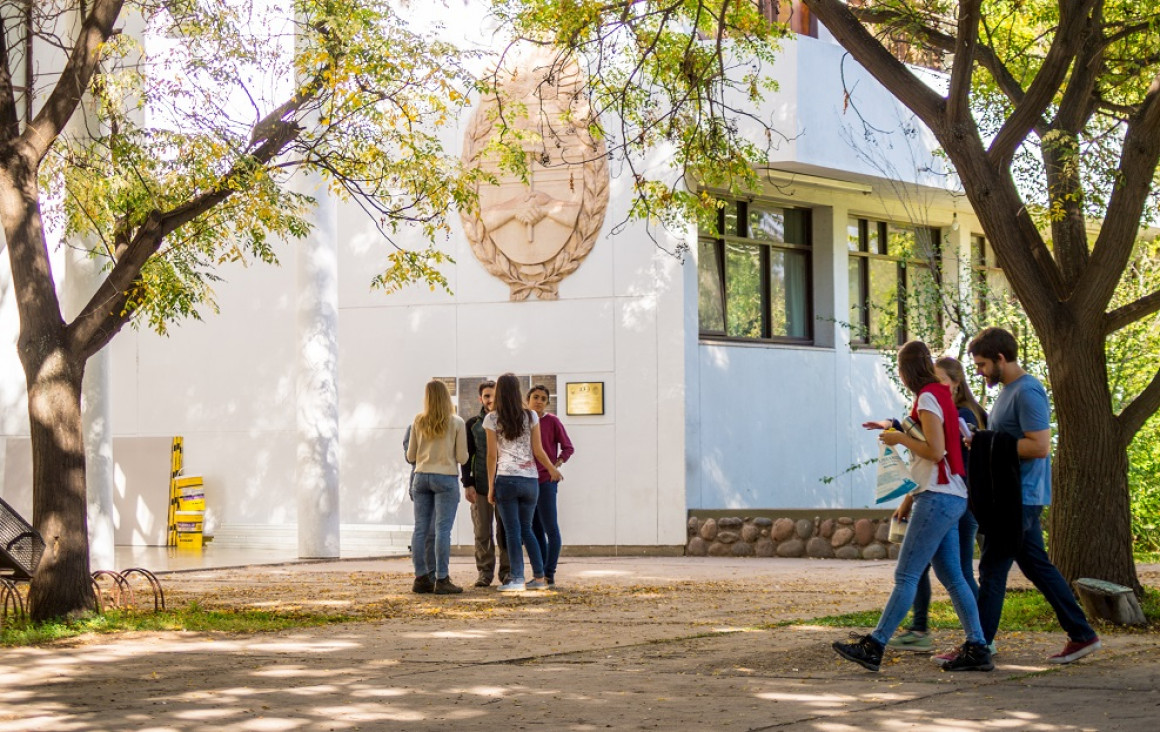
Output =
[{"x1": 686, "y1": 516, "x2": 899, "y2": 560}]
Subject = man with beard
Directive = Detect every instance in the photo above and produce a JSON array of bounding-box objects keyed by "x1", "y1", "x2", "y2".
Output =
[
  {"x1": 462, "y1": 379, "x2": 510, "y2": 587},
  {"x1": 964, "y1": 327, "x2": 1100, "y2": 665}
]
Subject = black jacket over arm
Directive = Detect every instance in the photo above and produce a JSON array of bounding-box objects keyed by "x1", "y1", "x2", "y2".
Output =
[{"x1": 967, "y1": 430, "x2": 1024, "y2": 555}]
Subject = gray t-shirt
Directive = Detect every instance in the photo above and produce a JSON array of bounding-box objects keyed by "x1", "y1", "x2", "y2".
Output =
[{"x1": 483, "y1": 410, "x2": 540, "y2": 478}]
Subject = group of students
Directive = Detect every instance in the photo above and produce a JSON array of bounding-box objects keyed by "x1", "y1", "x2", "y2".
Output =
[
  {"x1": 404, "y1": 373, "x2": 574, "y2": 594},
  {"x1": 832, "y1": 327, "x2": 1101, "y2": 672}
]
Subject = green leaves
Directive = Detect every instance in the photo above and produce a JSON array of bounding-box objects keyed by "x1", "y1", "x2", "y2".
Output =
[
  {"x1": 45, "y1": 0, "x2": 477, "y2": 331},
  {"x1": 487, "y1": 0, "x2": 788, "y2": 235}
]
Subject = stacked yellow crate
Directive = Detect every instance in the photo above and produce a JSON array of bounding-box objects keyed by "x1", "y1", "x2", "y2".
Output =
[
  {"x1": 174, "y1": 476, "x2": 206, "y2": 549},
  {"x1": 166, "y1": 437, "x2": 207, "y2": 550}
]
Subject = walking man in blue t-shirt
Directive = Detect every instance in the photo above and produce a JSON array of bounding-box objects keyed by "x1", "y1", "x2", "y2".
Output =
[{"x1": 967, "y1": 327, "x2": 1100, "y2": 664}]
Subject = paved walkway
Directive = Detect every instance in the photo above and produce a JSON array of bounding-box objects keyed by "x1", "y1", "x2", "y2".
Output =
[{"x1": 2, "y1": 557, "x2": 1158, "y2": 731}]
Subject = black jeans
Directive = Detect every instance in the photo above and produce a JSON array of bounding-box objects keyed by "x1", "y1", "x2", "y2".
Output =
[{"x1": 977, "y1": 505, "x2": 1096, "y2": 644}]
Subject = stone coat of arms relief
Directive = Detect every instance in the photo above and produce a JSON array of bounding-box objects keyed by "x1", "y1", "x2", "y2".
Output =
[{"x1": 461, "y1": 48, "x2": 609, "y2": 300}]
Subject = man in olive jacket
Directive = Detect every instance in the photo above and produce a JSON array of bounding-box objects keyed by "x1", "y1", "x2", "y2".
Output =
[{"x1": 461, "y1": 379, "x2": 509, "y2": 586}]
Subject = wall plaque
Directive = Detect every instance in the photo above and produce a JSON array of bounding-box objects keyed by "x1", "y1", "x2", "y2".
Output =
[{"x1": 565, "y1": 382, "x2": 604, "y2": 416}]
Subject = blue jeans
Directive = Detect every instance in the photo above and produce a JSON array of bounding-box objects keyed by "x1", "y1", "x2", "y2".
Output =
[
  {"x1": 871, "y1": 491, "x2": 985, "y2": 646},
  {"x1": 411, "y1": 473, "x2": 459, "y2": 579},
  {"x1": 978, "y1": 505, "x2": 1096, "y2": 644},
  {"x1": 532, "y1": 481, "x2": 561, "y2": 579},
  {"x1": 493, "y1": 475, "x2": 544, "y2": 582},
  {"x1": 909, "y1": 510, "x2": 979, "y2": 632},
  {"x1": 408, "y1": 468, "x2": 435, "y2": 574}
]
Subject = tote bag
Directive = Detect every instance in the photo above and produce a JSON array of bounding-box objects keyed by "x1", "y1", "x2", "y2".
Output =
[{"x1": 875, "y1": 442, "x2": 918, "y2": 503}]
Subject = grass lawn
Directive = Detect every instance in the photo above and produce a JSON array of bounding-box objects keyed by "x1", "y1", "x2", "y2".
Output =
[{"x1": 0, "y1": 602, "x2": 354, "y2": 646}]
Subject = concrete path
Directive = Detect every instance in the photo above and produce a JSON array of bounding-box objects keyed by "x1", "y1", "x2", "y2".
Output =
[{"x1": 1, "y1": 557, "x2": 1157, "y2": 731}]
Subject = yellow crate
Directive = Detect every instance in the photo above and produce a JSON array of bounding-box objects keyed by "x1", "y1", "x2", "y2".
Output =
[
  {"x1": 176, "y1": 532, "x2": 203, "y2": 550},
  {"x1": 178, "y1": 497, "x2": 205, "y2": 511},
  {"x1": 175, "y1": 511, "x2": 203, "y2": 532}
]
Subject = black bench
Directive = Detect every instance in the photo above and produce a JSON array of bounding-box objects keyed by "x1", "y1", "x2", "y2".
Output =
[{"x1": 0, "y1": 495, "x2": 44, "y2": 581}]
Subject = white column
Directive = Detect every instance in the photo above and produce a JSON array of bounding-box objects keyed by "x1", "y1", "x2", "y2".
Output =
[
  {"x1": 61, "y1": 250, "x2": 116, "y2": 572},
  {"x1": 294, "y1": 169, "x2": 340, "y2": 558}
]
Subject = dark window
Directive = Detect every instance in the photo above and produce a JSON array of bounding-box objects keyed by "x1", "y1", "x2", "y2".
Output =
[
  {"x1": 848, "y1": 218, "x2": 941, "y2": 346},
  {"x1": 972, "y1": 234, "x2": 1011, "y2": 319},
  {"x1": 698, "y1": 200, "x2": 812, "y2": 342}
]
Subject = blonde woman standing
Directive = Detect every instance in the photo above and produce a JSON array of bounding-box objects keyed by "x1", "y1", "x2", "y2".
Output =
[{"x1": 406, "y1": 380, "x2": 468, "y2": 594}]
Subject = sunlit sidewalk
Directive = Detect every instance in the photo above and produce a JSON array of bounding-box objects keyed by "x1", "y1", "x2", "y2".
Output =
[{"x1": 111, "y1": 543, "x2": 406, "y2": 574}]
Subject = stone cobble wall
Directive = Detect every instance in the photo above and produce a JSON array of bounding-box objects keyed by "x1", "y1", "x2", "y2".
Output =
[{"x1": 686, "y1": 516, "x2": 900, "y2": 560}]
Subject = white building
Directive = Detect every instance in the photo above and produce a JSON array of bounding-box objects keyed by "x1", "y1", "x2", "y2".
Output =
[{"x1": 0, "y1": 5, "x2": 993, "y2": 559}]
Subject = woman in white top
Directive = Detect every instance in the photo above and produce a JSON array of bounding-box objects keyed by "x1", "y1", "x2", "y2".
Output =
[
  {"x1": 406, "y1": 380, "x2": 468, "y2": 594},
  {"x1": 485, "y1": 373, "x2": 562, "y2": 592},
  {"x1": 831, "y1": 341, "x2": 990, "y2": 673}
]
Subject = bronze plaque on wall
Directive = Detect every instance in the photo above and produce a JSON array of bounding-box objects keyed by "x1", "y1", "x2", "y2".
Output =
[{"x1": 565, "y1": 382, "x2": 604, "y2": 416}]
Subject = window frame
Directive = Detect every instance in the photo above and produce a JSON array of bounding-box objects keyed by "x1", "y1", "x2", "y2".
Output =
[
  {"x1": 847, "y1": 217, "x2": 942, "y2": 347},
  {"x1": 698, "y1": 199, "x2": 814, "y2": 345}
]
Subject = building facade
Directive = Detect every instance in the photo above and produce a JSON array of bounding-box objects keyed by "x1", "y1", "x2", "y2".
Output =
[{"x1": 0, "y1": 7, "x2": 992, "y2": 558}]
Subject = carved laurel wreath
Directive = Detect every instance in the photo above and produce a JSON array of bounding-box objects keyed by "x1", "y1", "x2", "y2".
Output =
[{"x1": 460, "y1": 80, "x2": 609, "y2": 301}]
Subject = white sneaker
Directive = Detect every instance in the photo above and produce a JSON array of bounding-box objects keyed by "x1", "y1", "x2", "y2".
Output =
[{"x1": 497, "y1": 580, "x2": 526, "y2": 592}]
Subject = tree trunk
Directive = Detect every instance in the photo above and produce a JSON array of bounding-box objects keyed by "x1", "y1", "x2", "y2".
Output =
[
  {"x1": 24, "y1": 343, "x2": 97, "y2": 621},
  {"x1": 1, "y1": 152, "x2": 97, "y2": 621},
  {"x1": 1043, "y1": 317, "x2": 1142, "y2": 595}
]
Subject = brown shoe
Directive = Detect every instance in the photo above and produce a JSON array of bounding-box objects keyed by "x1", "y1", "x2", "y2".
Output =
[
  {"x1": 474, "y1": 574, "x2": 492, "y2": 588},
  {"x1": 434, "y1": 577, "x2": 464, "y2": 595},
  {"x1": 412, "y1": 575, "x2": 435, "y2": 594}
]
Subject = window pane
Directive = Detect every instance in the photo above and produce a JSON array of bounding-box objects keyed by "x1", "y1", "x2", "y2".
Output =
[
  {"x1": 848, "y1": 257, "x2": 867, "y2": 341},
  {"x1": 725, "y1": 242, "x2": 764, "y2": 338},
  {"x1": 886, "y1": 224, "x2": 916, "y2": 258},
  {"x1": 698, "y1": 239, "x2": 725, "y2": 332},
  {"x1": 723, "y1": 203, "x2": 740, "y2": 237},
  {"x1": 905, "y1": 263, "x2": 941, "y2": 342},
  {"x1": 868, "y1": 259, "x2": 899, "y2": 342},
  {"x1": 783, "y1": 208, "x2": 808, "y2": 245},
  {"x1": 848, "y1": 218, "x2": 862, "y2": 252},
  {"x1": 770, "y1": 250, "x2": 810, "y2": 338},
  {"x1": 868, "y1": 221, "x2": 883, "y2": 255},
  {"x1": 748, "y1": 205, "x2": 785, "y2": 242}
]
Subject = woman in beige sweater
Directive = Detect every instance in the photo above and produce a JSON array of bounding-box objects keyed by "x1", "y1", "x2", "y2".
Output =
[{"x1": 406, "y1": 380, "x2": 468, "y2": 594}]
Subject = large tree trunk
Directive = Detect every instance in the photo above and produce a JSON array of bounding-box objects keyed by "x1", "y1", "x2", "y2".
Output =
[
  {"x1": 23, "y1": 343, "x2": 97, "y2": 621},
  {"x1": 1, "y1": 153, "x2": 97, "y2": 621},
  {"x1": 1043, "y1": 320, "x2": 1141, "y2": 594}
]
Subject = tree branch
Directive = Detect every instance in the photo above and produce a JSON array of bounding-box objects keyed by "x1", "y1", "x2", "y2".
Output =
[
  {"x1": 21, "y1": 0, "x2": 123, "y2": 162},
  {"x1": 804, "y1": 0, "x2": 946, "y2": 128},
  {"x1": 0, "y1": 14, "x2": 19, "y2": 141},
  {"x1": 1076, "y1": 70, "x2": 1160, "y2": 315},
  {"x1": 1119, "y1": 364, "x2": 1160, "y2": 444},
  {"x1": 988, "y1": 0, "x2": 1099, "y2": 166},
  {"x1": 67, "y1": 120, "x2": 302, "y2": 359},
  {"x1": 947, "y1": 0, "x2": 981, "y2": 125},
  {"x1": 1105, "y1": 289, "x2": 1160, "y2": 334},
  {"x1": 849, "y1": 5, "x2": 1046, "y2": 137}
]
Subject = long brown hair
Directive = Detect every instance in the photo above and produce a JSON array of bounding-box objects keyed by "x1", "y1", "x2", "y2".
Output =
[
  {"x1": 897, "y1": 340, "x2": 939, "y2": 394},
  {"x1": 493, "y1": 372, "x2": 529, "y2": 441},
  {"x1": 936, "y1": 356, "x2": 987, "y2": 427},
  {"x1": 416, "y1": 380, "x2": 453, "y2": 439}
]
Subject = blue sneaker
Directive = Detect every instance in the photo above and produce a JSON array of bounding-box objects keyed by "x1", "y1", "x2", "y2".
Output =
[{"x1": 497, "y1": 579, "x2": 526, "y2": 592}]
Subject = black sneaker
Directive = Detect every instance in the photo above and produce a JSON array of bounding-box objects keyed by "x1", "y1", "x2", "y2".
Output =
[
  {"x1": 474, "y1": 574, "x2": 492, "y2": 588},
  {"x1": 832, "y1": 634, "x2": 884, "y2": 672},
  {"x1": 412, "y1": 575, "x2": 435, "y2": 594},
  {"x1": 434, "y1": 577, "x2": 464, "y2": 595},
  {"x1": 942, "y1": 642, "x2": 994, "y2": 672}
]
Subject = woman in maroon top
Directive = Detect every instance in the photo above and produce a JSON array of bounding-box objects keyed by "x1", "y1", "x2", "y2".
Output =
[{"x1": 527, "y1": 384, "x2": 574, "y2": 586}]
